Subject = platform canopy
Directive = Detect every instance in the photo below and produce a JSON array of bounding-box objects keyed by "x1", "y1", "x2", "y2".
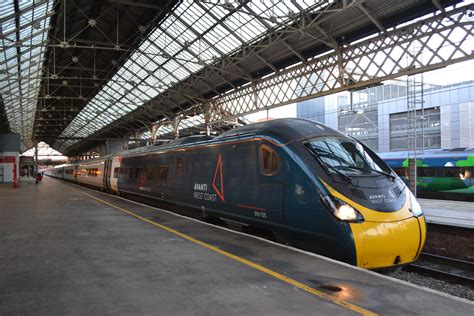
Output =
[{"x1": 0, "y1": 0, "x2": 467, "y2": 155}]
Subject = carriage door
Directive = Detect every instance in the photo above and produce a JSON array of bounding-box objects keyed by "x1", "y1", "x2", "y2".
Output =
[
  {"x1": 0, "y1": 167, "x2": 3, "y2": 183},
  {"x1": 103, "y1": 158, "x2": 112, "y2": 191},
  {"x1": 109, "y1": 157, "x2": 121, "y2": 192},
  {"x1": 73, "y1": 165, "x2": 78, "y2": 182},
  {"x1": 255, "y1": 141, "x2": 284, "y2": 223}
]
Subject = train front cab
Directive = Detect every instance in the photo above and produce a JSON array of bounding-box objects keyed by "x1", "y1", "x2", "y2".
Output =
[{"x1": 322, "y1": 181, "x2": 427, "y2": 270}]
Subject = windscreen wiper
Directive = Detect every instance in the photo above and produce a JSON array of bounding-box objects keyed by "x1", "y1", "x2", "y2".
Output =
[
  {"x1": 339, "y1": 165, "x2": 396, "y2": 181},
  {"x1": 306, "y1": 150, "x2": 352, "y2": 184}
]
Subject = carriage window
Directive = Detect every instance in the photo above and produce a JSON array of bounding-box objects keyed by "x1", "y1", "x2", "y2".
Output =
[
  {"x1": 129, "y1": 168, "x2": 134, "y2": 178},
  {"x1": 259, "y1": 144, "x2": 280, "y2": 176},
  {"x1": 444, "y1": 167, "x2": 460, "y2": 177},
  {"x1": 114, "y1": 167, "x2": 120, "y2": 178},
  {"x1": 146, "y1": 166, "x2": 154, "y2": 180},
  {"x1": 176, "y1": 158, "x2": 184, "y2": 176},
  {"x1": 87, "y1": 168, "x2": 98, "y2": 177},
  {"x1": 120, "y1": 168, "x2": 128, "y2": 177},
  {"x1": 393, "y1": 167, "x2": 407, "y2": 177},
  {"x1": 159, "y1": 166, "x2": 168, "y2": 182},
  {"x1": 418, "y1": 167, "x2": 435, "y2": 177}
]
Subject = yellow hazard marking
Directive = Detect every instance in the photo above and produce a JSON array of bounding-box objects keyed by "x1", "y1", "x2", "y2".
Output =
[{"x1": 65, "y1": 183, "x2": 377, "y2": 316}]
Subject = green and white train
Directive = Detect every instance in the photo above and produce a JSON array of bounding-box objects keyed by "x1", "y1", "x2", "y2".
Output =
[{"x1": 379, "y1": 148, "x2": 474, "y2": 201}]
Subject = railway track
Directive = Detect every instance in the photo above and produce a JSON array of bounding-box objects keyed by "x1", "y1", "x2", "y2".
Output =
[
  {"x1": 404, "y1": 253, "x2": 474, "y2": 287},
  {"x1": 423, "y1": 224, "x2": 474, "y2": 262}
]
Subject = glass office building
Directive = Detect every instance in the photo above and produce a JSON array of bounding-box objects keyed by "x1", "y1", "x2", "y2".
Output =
[{"x1": 297, "y1": 80, "x2": 474, "y2": 153}]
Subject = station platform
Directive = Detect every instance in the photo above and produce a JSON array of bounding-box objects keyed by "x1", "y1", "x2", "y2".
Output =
[
  {"x1": 1, "y1": 179, "x2": 473, "y2": 315},
  {"x1": 419, "y1": 198, "x2": 474, "y2": 229}
]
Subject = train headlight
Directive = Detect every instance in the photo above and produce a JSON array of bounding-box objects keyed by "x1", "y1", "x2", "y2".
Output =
[
  {"x1": 408, "y1": 191, "x2": 423, "y2": 217},
  {"x1": 335, "y1": 204, "x2": 361, "y2": 221},
  {"x1": 321, "y1": 195, "x2": 364, "y2": 222}
]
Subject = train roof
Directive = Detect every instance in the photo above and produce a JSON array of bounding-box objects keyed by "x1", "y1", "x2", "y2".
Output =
[
  {"x1": 216, "y1": 118, "x2": 343, "y2": 142},
  {"x1": 58, "y1": 119, "x2": 346, "y2": 162},
  {"x1": 378, "y1": 148, "x2": 474, "y2": 160},
  {"x1": 115, "y1": 118, "x2": 343, "y2": 157}
]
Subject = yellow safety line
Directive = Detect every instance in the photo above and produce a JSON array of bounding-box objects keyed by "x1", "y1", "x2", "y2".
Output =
[{"x1": 66, "y1": 183, "x2": 377, "y2": 316}]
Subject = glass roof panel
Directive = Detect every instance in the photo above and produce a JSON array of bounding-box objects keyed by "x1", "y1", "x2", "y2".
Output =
[
  {"x1": 59, "y1": 0, "x2": 326, "y2": 147},
  {"x1": 0, "y1": 0, "x2": 54, "y2": 145}
]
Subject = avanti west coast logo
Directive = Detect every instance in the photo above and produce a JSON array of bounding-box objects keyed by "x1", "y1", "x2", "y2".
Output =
[{"x1": 193, "y1": 154, "x2": 225, "y2": 203}]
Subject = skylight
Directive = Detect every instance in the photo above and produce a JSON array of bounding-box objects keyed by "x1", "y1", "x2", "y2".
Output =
[
  {"x1": 0, "y1": 0, "x2": 54, "y2": 147},
  {"x1": 58, "y1": 0, "x2": 327, "y2": 147}
]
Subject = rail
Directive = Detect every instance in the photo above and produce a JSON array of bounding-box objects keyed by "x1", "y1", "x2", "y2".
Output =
[{"x1": 405, "y1": 253, "x2": 474, "y2": 287}]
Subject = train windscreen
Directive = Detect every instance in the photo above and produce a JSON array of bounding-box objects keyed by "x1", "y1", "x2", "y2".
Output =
[{"x1": 304, "y1": 137, "x2": 393, "y2": 178}]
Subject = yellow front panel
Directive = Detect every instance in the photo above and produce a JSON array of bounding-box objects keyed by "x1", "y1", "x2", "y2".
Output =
[
  {"x1": 350, "y1": 217, "x2": 423, "y2": 269},
  {"x1": 321, "y1": 179, "x2": 413, "y2": 222},
  {"x1": 417, "y1": 216, "x2": 427, "y2": 260}
]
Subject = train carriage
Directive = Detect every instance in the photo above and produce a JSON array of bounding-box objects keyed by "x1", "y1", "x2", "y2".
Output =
[
  {"x1": 379, "y1": 149, "x2": 474, "y2": 201},
  {"x1": 47, "y1": 118, "x2": 427, "y2": 270},
  {"x1": 63, "y1": 164, "x2": 77, "y2": 182},
  {"x1": 76, "y1": 159, "x2": 106, "y2": 188}
]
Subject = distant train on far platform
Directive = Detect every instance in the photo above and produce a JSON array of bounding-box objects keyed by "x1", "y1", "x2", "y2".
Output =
[
  {"x1": 47, "y1": 119, "x2": 426, "y2": 271},
  {"x1": 379, "y1": 148, "x2": 474, "y2": 202}
]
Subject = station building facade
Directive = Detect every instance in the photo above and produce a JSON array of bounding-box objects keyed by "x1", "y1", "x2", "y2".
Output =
[{"x1": 297, "y1": 80, "x2": 474, "y2": 153}]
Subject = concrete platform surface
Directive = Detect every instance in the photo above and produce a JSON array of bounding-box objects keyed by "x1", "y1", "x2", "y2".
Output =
[
  {"x1": 1, "y1": 179, "x2": 473, "y2": 315},
  {"x1": 419, "y1": 198, "x2": 474, "y2": 229}
]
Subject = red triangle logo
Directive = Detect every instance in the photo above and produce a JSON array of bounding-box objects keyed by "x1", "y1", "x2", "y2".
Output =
[{"x1": 212, "y1": 154, "x2": 225, "y2": 202}]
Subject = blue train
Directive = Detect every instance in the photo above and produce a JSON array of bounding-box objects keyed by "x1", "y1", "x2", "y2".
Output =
[{"x1": 47, "y1": 119, "x2": 426, "y2": 270}]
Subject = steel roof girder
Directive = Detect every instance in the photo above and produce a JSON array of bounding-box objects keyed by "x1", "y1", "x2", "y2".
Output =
[
  {"x1": 58, "y1": 1, "x2": 465, "y2": 154},
  {"x1": 203, "y1": 5, "x2": 474, "y2": 126},
  {"x1": 193, "y1": 1, "x2": 247, "y2": 45},
  {"x1": 169, "y1": 11, "x2": 226, "y2": 57},
  {"x1": 282, "y1": 40, "x2": 306, "y2": 62},
  {"x1": 254, "y1": 52, "x2": 278, "y2": 72},
  {"x1": 357, "y1": 2, "x2": 386, "y2": 33}
]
